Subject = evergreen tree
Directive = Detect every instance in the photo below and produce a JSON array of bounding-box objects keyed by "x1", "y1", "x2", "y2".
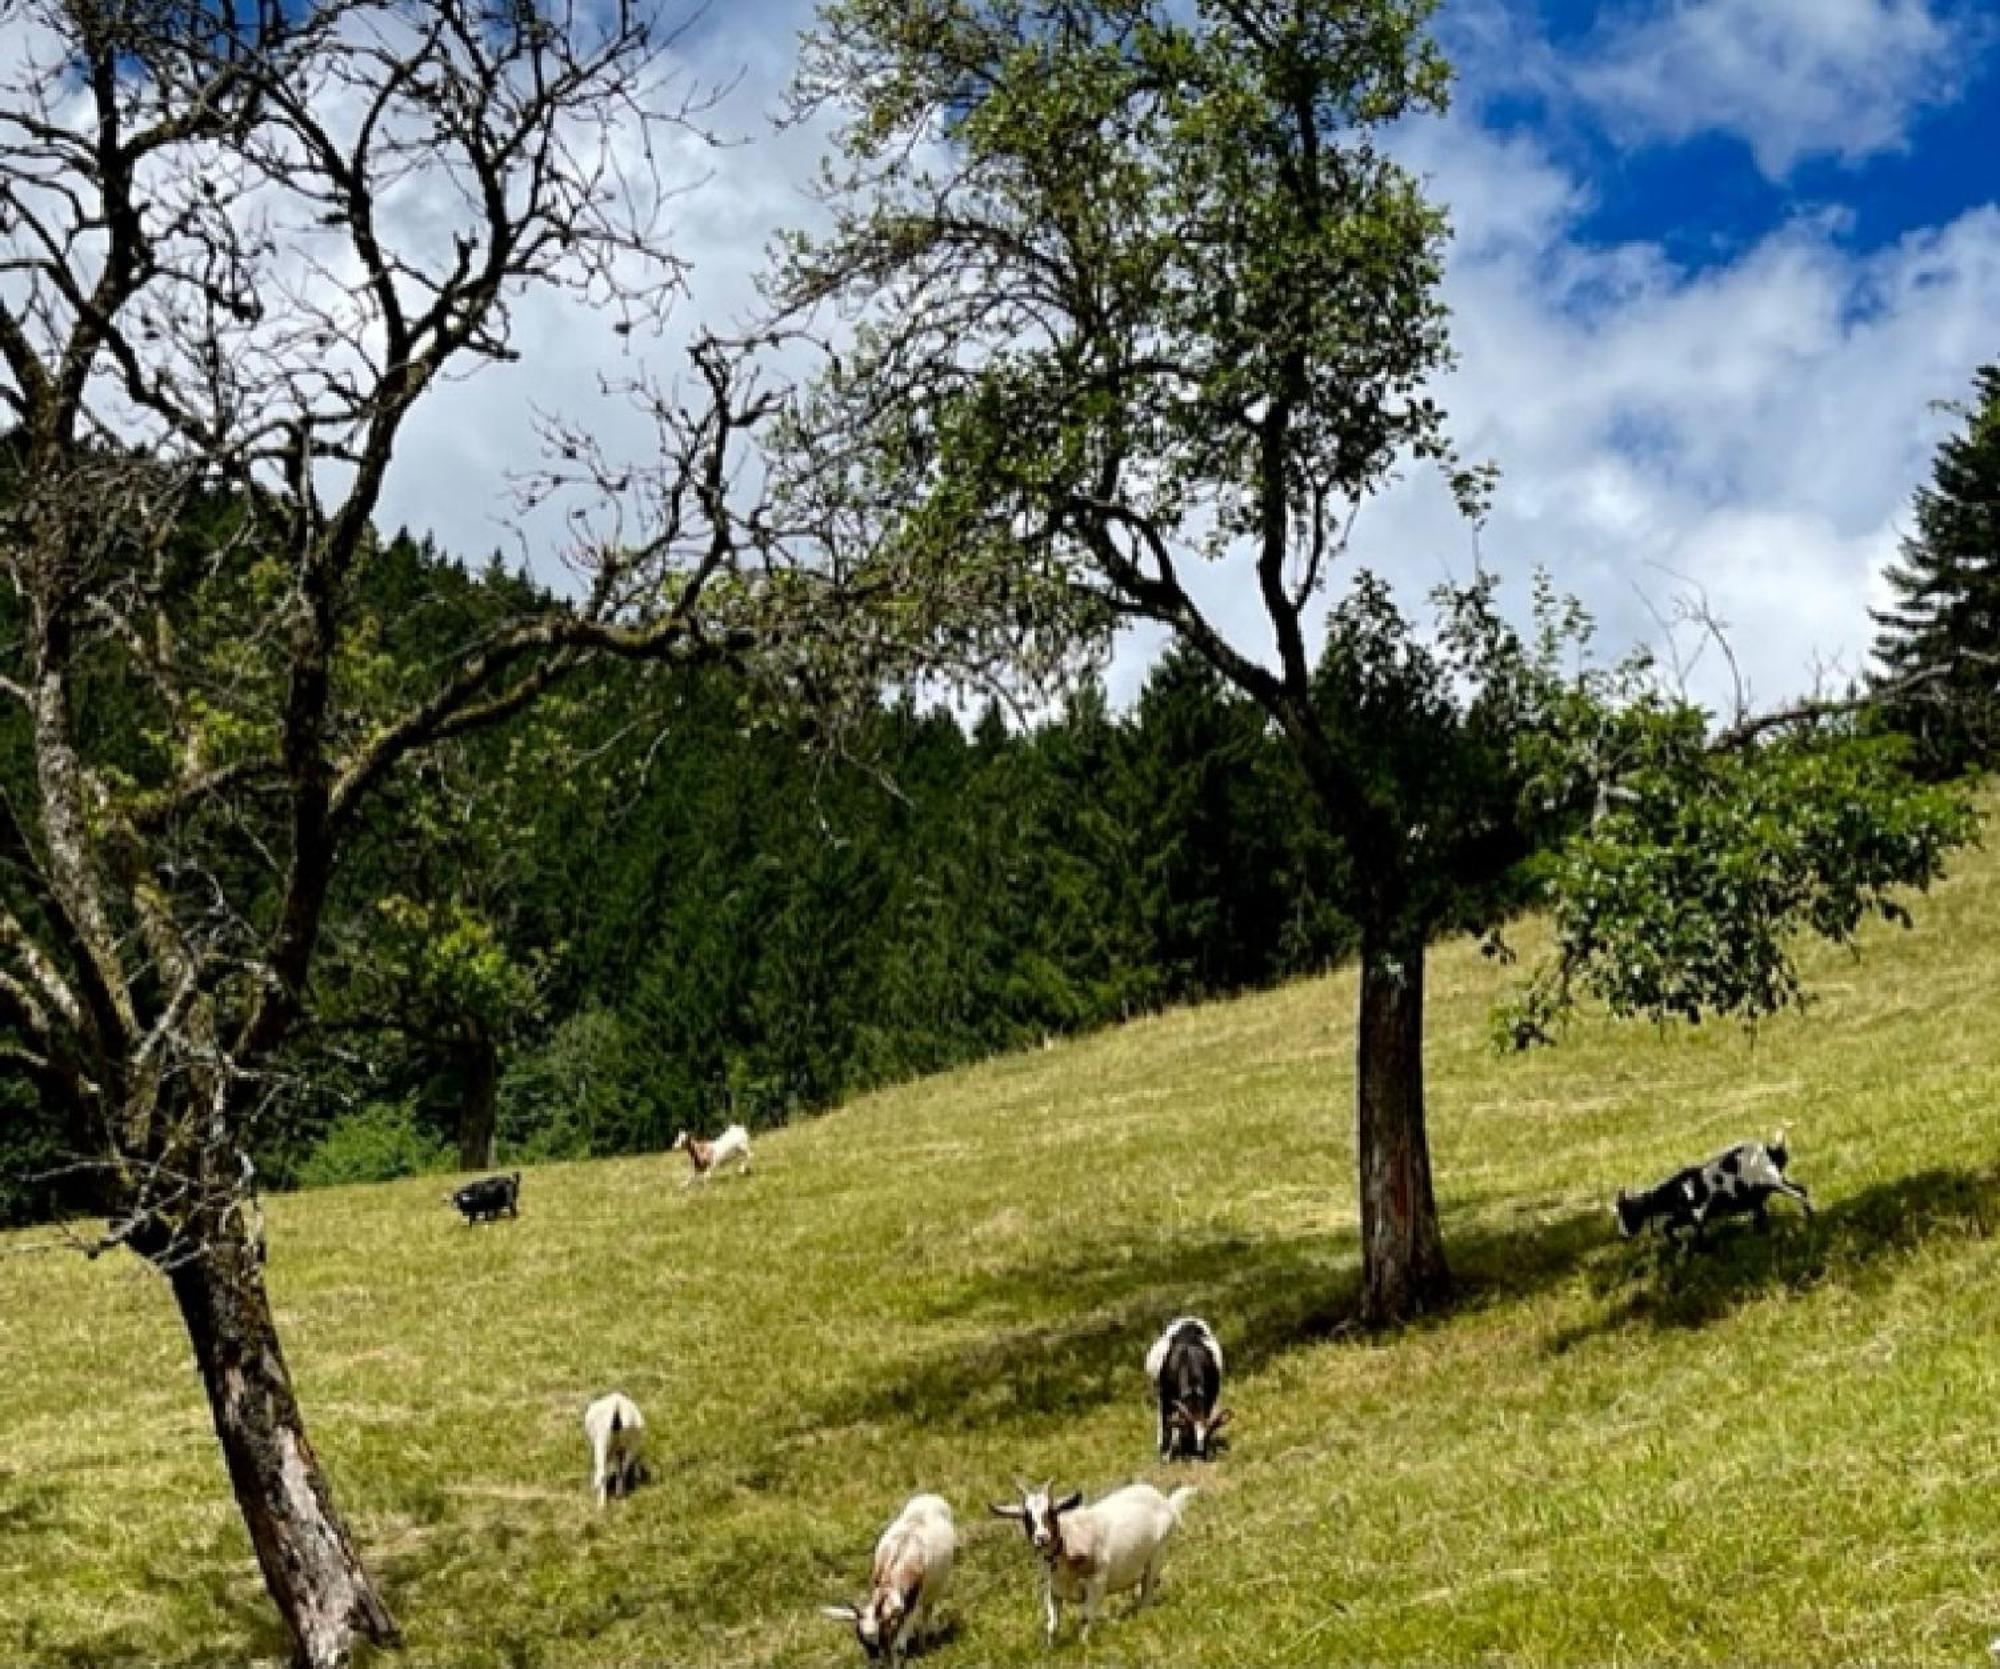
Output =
[{"x1": 1872, "y1": 362, "x2": 2000, "y2": 776}]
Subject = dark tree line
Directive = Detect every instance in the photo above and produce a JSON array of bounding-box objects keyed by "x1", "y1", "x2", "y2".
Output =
[
  {"x1": 498, "y1": 638, "x2": 1353, "y2": 1162},
  {"x1": 15, "y1": 481, "x2": 1980, "y2": 1221},
  {"x1": 4, "y1": 527, "x2": 1357, "y2": 1210}
]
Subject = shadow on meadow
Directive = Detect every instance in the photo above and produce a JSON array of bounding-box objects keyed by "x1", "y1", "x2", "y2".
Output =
[
  {"x1": 25, "y1": 1523, "x2": 292, "y2": 1669},
  {"x1": 823, "y1": 1200, "x2": 1626, "y2": 1437},
  {"x1": 0, "y1": 1466, "x2": 63, "y2": 1539},
  {"x1": 1552, "y1": 1163, "x2": 2000, "y2": 1350},
  {"x1": 40, "y1": 1167, "x2": 1993, "y2": 1667},
  {"x1": 827, "y1": 1162, "x2": 2000, "y2": 1434}
]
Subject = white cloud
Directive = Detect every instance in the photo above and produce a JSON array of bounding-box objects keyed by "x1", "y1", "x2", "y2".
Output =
[
  {"x1": 339, "y1": 5, "x2": 2000, "y2": 722},
  {"x1": 1572, "y1": 0, "x2": 1974, "y2": 179},
  {"x1": 1350, "y1": 114, "x2": 2000, "y2": 717}
]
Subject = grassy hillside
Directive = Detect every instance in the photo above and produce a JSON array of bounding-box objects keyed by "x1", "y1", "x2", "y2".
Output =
[{"x1": 5, "y1": 811, "x2": 2000, "y2": 1667}]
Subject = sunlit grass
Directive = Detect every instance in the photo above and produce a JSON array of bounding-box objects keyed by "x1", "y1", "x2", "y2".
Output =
[{"x1": 5, "y1": 802, "x2": 2000, "y2": 1665}]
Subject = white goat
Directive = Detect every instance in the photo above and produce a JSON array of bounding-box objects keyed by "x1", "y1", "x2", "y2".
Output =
[
  {"x1": 671, "y1": 1122, "x2": 752, "y2": 1187},
  {"x1": 822, "y1": 1493, "x2": 957, "y2": 1665},
  {"x1": 582, "y1": 1391, "x2": 645, "y2": 1508},
  {"x1": 992, "y1": 1479, "x2": 1196, "y2": 1643}
]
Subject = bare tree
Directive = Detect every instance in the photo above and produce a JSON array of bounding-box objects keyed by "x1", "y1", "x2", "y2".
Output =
[{"x1": 0, "y1": 3, "x2": 825, "y2": 1662}]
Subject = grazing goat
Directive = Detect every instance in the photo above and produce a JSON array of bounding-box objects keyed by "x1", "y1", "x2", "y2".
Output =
[
  {"x1": 582, "y1": 1391, "x2": 646, "y2": 1507},
  {"x1": 445, "y1": 1170, "x2": 520, "y2": 1224},
  {"x1": 1616, "y1": 1129, "x2": 1812, "y2": 1247},
  {"x1": 1144, "y1": 1316, "x2": 1230, "y2": 1461},
  {"x1": 992, "y1": 1479, "x2": 1196, "y2": 1644},
  {"x1": 671, "y1": 1123, "x2": 751, "y2": 1187},
  {"x1": 822, "y1": 1493, "x2": 957, "y2": 1665}
]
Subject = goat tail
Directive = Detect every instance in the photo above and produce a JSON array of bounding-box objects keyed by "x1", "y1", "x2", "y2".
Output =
[
  {"x1": 1770, "y1": 1127, "x2": 1790, "y2": 1170},
  {"x1": 1165, "y1": 1486, "x2": 1199, "y2": 1524}
]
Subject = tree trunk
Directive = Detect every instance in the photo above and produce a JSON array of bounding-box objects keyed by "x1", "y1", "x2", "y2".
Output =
[
  {"x1": 455, "y1": 1026, "x2": 500, "y2": 1172},
  {"x1": 165, "y1": 1212, "x2": 400, "y2": 1669},
  {"x1": 1355, "y1": 928, "x2": 1449, "y2": 1326}
]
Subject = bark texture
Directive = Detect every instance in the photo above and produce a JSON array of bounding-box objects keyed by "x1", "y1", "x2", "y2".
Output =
[
  {"x1": 455, "y1": 1027, "x2": 500, "y2": 1172},
  {"x1": 1355, "y1": 930, "x2": 1449, "y2": 1326},
  {"x1": 167, "y1": 1215, "x2": 400, "y2": 1669}
]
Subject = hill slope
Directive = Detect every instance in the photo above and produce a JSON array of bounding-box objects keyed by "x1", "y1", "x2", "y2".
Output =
[{"x1": 5, "y1": 810, "x2": 2000, "y2": 1666}]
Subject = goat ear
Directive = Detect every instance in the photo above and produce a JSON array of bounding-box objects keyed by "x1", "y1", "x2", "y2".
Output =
[
  {"x1": 1209, "y1": 1407, "x2": 1234, "y2": 1431},
  {"x1": 990, "y1": 1502, "x2": 1027, "y2": 1520},
  {"x1": 1053, "y1": 1489, "x2": 1083, "y2": 1515},
  {"x1": 821, "y1": 1605, "x2": 860, "y2": 1624}
]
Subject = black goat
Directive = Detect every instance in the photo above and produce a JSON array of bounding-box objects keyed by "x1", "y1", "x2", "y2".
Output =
[{"x1": 446, "y1": 1171, "x2": 521, "y2": 1224}]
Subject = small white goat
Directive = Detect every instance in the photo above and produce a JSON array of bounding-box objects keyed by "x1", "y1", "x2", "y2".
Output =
[
  {"x1": 821, "y1": 1493, "x2": 957, "y2": 1665},
  {"x1": 671, "y1": 1122, "x2": 752, "y2": 1187},
  {"x1": 582, "y1": 1391, "x2": 645, "y2": 1508},
  {"x1": 992, "y1": 1479, "x2": 1195, "y2": 1644}
]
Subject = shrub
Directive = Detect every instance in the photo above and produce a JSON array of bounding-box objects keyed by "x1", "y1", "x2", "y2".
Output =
[
  {"x1": 297, "y1": 1098, "x2": 454, "y2": 1189},
  {"x1": 498, "y1": 1008, "x2": 650, "y2": 1160}
]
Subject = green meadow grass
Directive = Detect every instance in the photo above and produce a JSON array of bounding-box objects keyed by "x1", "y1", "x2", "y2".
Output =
[{"x1": 6, "y1": 806, "x2": 2000, "y2": 1667}]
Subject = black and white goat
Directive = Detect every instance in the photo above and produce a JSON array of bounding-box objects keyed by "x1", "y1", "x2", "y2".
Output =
[
  {"x1": 1143, "y1": 1316, "x2": 1231, "y2": 1460},
  {"x1": 1615, "y1": 1129, "x2": 1811, "y2": 1248},
  {"x1": 670, "y1": 1123, "x2": 751, "y2": 1187},
  {"x1": 445, "y1": 1171, "x2": 520, "y2": 1224},
  {"x1": 821, "y1": 1493, "x2": 957, "y2": 1665},
  {"x1": 582, "y1": 1391, "x2": 646, "y2": 1507},
  {"x1": 991, "y1": 1479, "x2": 1196, "y2": 1645}
]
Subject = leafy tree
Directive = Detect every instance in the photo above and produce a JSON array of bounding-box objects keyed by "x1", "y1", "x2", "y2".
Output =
[
  {"x1": 1504, "y1": 653, "x2": 1975, "y2": 1046},
  {"x1": 1872, "y1": 362, "x2": 2000, "y2": 776},
  {"x1": 304, "y1": 534, "x2": 570, "y2": 1172},
  {"x1": 780, "y1": 0, "x2": 1972, "y2": 1325}
]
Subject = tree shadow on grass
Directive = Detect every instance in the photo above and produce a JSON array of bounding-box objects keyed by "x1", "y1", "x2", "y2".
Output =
[
  {"x1": 824, "y1": 1164, "x2": 2000, "y2": 1437},
  {"x1": 821, "y1": 1201, "x2": 1620, "y2": 1438},
  {"x1": 834, "y1": 1229, "x2": 1354, "y2": 1434},
  {"x1": 31, "y1": 1524, "x2": 293, "y2": 1669},
  {"x1": 1548, "y1": 1164, "x2": 2000, "y2": 1352},
  {"x1": 0, "y1": 1466, "x2": 64, "y2": 1538}
]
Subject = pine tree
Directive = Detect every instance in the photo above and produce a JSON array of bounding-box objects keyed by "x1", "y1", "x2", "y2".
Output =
[{"x1": 1872, "y1": 362, "x2": 2000, "y2": 775}]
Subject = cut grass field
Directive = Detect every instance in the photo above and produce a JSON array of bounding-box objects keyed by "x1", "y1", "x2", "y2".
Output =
[{"x1": 6, "y1": 809, "x2": 2000, "y2": 1667}]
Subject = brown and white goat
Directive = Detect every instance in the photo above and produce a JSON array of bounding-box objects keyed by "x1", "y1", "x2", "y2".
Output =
[
  {"x1": 822, "y1": 1493, "x2": 956, "y2": 1665},
  {"x1": 670, "y1": 1122, "x2": 751, "y2": 1187},
  {"x1": 991, "y1": 1479, "x2": 1195, "y2": 1644}
]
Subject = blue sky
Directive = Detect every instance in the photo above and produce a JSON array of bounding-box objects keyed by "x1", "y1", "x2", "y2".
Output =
[
  {"x1": 360, "y1": 0, "x2": 2000, "y2": 716},
  {"x1": 1464, "y1": 0, "x2": 1999, "y2": 266}
]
